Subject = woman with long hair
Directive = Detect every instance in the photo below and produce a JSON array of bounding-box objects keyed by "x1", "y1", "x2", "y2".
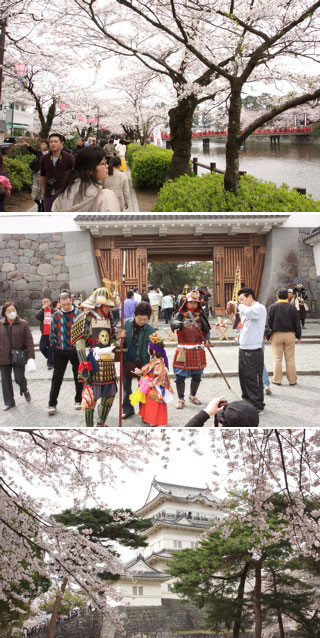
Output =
[
  {"x1": 52, "y1": 146, "x2": 120, "y2": 212},
  {"x1": 107, "y1": 156, "x2": 130, "y2": 211}
]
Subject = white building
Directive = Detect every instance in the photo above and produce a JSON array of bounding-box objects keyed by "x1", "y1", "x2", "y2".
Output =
[
  {"x1": 118, "y1": 478, "x2": 221, "y2": 606},
  {"x1": 0, "y1": 100, "x2": 35, "y2": 139}
]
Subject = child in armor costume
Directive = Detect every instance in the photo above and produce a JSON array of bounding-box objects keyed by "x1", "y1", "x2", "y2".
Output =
[
  {"x1": 170, "y1": 290, "x2": 211, "y2": 409},
  {"x1": 133, "y1": 332, "x2": 174, "y2": 426},
  {"x1": 71, "y1": 287, "x2": 123, "y2": 426}
]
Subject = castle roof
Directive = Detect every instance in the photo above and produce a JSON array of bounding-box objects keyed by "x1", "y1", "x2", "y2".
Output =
[
  {"x1": 136, "y1": 478, "x2": 217, "y2": 516},
  {"x1": 122, "y1": 554, "x2": 169, "y2": 582}
]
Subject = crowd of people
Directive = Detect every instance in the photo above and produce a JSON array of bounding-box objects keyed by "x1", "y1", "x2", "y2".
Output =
[
  {"x1": 21, "y1": 607, "x2": 87, "y2": 637},
  {"x1": 1, "y1": 133, "x2": 131, "y2": 213},
  {"x1": 0, "y1": 281, "x2": 308, "y2": 426}
]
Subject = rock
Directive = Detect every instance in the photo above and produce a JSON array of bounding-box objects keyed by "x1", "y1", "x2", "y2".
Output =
[
  {"x1": 2, "y1": 262, "x2": 15, "y2": 272},
  {"x1": 37, "y1": 263, "x2": 53, "y2": 276}
]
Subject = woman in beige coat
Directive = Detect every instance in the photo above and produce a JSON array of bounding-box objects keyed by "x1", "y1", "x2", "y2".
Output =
[
  {"x1": 52, "y1": 147, "x2": 120, "y2": 212},
  {"x1": 106, "y1": 156, "x2": 130, "y2": 211}
]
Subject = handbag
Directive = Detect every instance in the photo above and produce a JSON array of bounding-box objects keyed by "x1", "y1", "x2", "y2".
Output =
[
  {"x1": 5, "y1": 324, "x2": 27, "y2": 366},
  {"x1": 12, "y1": 349, "x2": 27, "y2": 366}
]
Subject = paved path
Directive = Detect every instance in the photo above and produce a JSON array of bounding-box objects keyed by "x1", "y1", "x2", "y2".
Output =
[{"x1": 1, "y1": 320, "x2": 319, "y2": 428}]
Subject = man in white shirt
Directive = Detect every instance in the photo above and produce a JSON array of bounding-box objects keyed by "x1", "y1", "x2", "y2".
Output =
[
  {"x1": 161, "y1": 292, "x2": 174, "y2": 324},
  {"x1": 133, "y1": 287, "x2": 142, "y2": 304},
  {"x1": 237, "y1": 286, "x2": 266, "y2": 414},
  {"x1": 148, "y1": 286, "x2": 163, "y2": 328}
]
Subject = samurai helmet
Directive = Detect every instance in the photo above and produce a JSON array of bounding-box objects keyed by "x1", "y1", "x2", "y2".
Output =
[
  {"x1": 81, "y1": 287, "x2": 115, "y2": 309},
  {"x1": 179, "y1": 289, "x2": 201, "y2": 312},
  {"x1": 186, "y1": 290, "x2": 201, "y2": 303}
]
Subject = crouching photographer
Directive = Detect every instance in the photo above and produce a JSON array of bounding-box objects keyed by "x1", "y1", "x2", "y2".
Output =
[{"x1": 184, "y1": 395, "x2": 259, "y2": 427}]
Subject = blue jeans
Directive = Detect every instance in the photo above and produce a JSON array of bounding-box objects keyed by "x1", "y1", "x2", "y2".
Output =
[{"x1": 262, "y1": 342, "x2": 269, "y2": 387}]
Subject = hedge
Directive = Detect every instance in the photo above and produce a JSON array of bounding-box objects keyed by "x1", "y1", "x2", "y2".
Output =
[
  {"x1": 3, "y1": 154, "x2": 33, "y2": 192},
  {"x1": 126, "y1": 143, "x2": 145, "y2": 167},
  {"x1": 153, "y1": 172, "x2": 320, "y2": 212},
  {"x1": 130, "y1": 146, "x2": 173, "y2": 189}
]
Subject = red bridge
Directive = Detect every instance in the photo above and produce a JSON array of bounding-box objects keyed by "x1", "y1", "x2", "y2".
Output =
[{"x1": 161, "y1": 126, "x2": 312, "y2": 139}]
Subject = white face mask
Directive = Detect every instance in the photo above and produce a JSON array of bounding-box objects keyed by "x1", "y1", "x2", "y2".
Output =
[{"x1": 7, "y1": 311, "x2": 17, "y2": 321}]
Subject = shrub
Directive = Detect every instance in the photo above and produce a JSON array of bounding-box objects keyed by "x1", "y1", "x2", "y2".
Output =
[
  {"x1": 3, "y1": 155, "x2": 33, "y2": 192},
  {"x1": 126, "y1": 143, "x2": 144, "y2": 167},
  {"x1": 153, "y1": 172, "x2": 320, "y2": 212},
  {"x1": 131, "y1": 146, "x2": 173, "y2": 189}
]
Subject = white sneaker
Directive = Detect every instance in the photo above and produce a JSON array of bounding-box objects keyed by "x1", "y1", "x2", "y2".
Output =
[
  {"x1": 48, "y1": 406, "x2": 56, "y2": 415},
  {"x1": 74, "y1": 403, "x2": 82, "y2": 410}
]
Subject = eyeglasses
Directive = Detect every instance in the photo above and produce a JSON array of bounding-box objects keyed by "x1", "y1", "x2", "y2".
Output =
[{"x1": 97, "y1": 161, "x2": 107, "y2": 166}]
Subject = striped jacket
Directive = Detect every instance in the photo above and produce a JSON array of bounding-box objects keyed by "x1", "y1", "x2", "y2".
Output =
[{"x1": 50, "y1": 307, "x2": 80, "y2": 351}]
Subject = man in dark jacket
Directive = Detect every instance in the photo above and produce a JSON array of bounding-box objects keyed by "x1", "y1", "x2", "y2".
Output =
[
  {"x1": 40, "y1": 133, "x2": 75, "y2": 211},
  {"x1": 122, "y1": 301, "x2": 155, "y2": 419},
  {"x1": 266, "y1": 288, "x2": 301, "y2": 386}
]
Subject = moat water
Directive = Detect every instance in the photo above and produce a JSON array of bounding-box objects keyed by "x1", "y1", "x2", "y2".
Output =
[{"x1": 191, "y1": 139, "x2": 320, "y2": 201}]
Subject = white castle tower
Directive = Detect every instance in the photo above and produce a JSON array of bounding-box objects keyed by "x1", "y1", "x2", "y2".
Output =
[{"x1": 118, "y1": 477, "x2": 221, "y2": 606}]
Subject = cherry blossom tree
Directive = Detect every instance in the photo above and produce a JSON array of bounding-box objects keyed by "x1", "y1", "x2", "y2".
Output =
[
  {"x1": 107, "y1": 68, "x2": 171, "y2": 143},
  {"x1": 54, "y1": 0, "x2": 320, "y2": 192},
  {"x1": 1, "y1": 428, "x2": 319, "y2": 636},
  {"x1": 0, "y1": 429, "x2": 164, "y2": 634}
]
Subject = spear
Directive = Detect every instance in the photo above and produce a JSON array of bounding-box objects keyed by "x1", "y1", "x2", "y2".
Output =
[
  {"x1": 187, "y1": 311, "x2": 231, "y2": 390},
  {"x1": 118, "y1": 250, "x2": 126, "y2": 427}
]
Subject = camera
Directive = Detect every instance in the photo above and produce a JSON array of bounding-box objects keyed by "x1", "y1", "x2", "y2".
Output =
[
  {"x1": 47, "y1": 178, "x2": 57, "y2": 188},
  {"x1": 214, "y1": 399, "x2": 228, "y2": 427}
]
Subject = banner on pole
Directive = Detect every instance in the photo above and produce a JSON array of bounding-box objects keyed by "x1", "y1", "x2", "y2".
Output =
[{"x1": 153, "y1": 125, "x2": 162, "y2": 147}]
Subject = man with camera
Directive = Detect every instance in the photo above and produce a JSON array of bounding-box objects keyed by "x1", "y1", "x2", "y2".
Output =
[
  {"x1": 184, "y1": 396, "x2": 259, "y2": 427},
  {"x1": 227, "y1": 286, "x2": 266, "y2": 415},
  {"x1": 40, "y1": 133, "x2": 75, "y2": 211}
]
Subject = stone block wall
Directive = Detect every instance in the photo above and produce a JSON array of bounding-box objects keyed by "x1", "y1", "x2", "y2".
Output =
[
  {"x1": 33, "y1": 611, "x2": 102, "y2": 638},
  {"x1": 0, "y1": 233, "x2": 70, "y2": 324},
  {"x1": 259, "y1": 226, "x2": 320, "y2": 316},
  {"x1": 103, "y1": 599, "x2": 253, "y2": 638}
]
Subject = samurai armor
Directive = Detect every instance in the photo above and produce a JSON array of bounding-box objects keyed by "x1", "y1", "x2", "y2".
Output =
[
  {"x1": 173, "y1": 345, "x2": 206, "y2": 370},
  {"x1": 72, "y1": 311, "x2": 88, "y2": 344},
  {"x1": 91, "y1": 359, "x2": 116, "y2": 385}
]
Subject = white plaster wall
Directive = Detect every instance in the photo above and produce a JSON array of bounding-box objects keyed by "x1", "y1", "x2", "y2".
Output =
[
  {"x1": 116, "y1": 581, "x2": 162, "y2": 606},
  {"x1": 0, "y1": 214, "x2": 80, "y2": 233},
  {"x1": 282, "y1": 214, "x2": 320, "y2": 227},
  {"x1": 313, "y1": 242, "x2": 320, "y2": 275},
  {"x1": 142, "y1": 528, "x2": 205, "y2": 557}
]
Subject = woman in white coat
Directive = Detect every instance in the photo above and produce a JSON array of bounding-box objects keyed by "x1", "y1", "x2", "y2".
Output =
[
  {"x1": 107, "y1": 156, "x2": 130, "y2": 211},
  {"x1": 52, "y1": 146, "x2": 120, "y2": 212}
]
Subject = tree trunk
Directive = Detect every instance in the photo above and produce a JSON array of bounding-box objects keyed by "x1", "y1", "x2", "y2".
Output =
[
  {"x1": 272, "y1": 569, "x2": 285, "y2": 638},
  {"x1": 254, "y1": 561, "x2": 262, "y2": 638},
  {"x1": 233, "y1": 562, "x2": 250, "y2": 638},
  {"x1": 48, "y1": 576, "x2": 68, "y2": 638},
  {"x1": 224, "y1": 84, "x2": 242, "y2": 193},
  {"x1": 168, "y1": 95, "x2": 198, "y2": 179}
]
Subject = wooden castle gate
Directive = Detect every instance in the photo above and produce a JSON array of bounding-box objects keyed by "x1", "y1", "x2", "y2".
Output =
[{"x1": 94, "y1": 233, "x2": 266, "y2": 315}]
